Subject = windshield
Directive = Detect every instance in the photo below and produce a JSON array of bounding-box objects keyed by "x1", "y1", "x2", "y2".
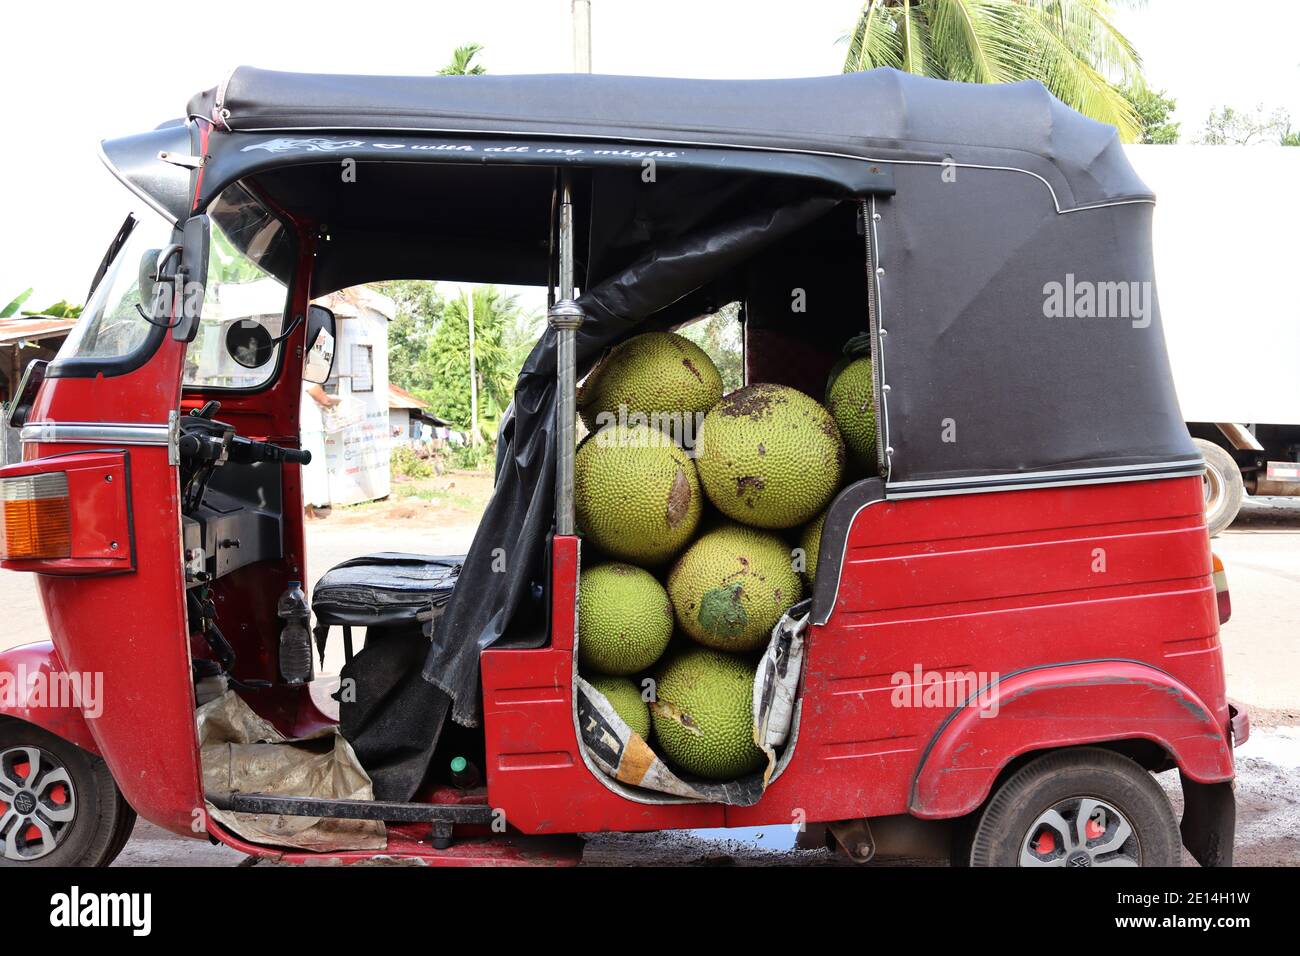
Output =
[
  {"x1": 53, "y1": 210, "x2": 176, "y2": 368},
  {"x1": 184, "y1": 184, "x2": 294, "y2": 390}
]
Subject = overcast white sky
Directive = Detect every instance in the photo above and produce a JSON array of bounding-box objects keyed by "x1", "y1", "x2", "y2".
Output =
[{"x1": 1, "y1": 0, "x2": 1297, "y2": 306}]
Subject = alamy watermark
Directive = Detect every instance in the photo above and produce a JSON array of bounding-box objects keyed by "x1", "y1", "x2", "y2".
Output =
[
  {"x1": 1042, "y1": 273, "x2": 1152, "y2": 329},
  {"x1": 0, "y1": 665, "x2": 103, "y2": 720},
  {"x1": 591, "y1": 405, "x2": 706, "y2": 455},
  {"x1": 890, "y1": 665, "x2": 999, "y2": 717}
]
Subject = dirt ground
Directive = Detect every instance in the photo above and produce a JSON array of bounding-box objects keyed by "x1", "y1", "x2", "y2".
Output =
[{"x1": 0, "y1": 485, "x2": 1295, "y2": 866}]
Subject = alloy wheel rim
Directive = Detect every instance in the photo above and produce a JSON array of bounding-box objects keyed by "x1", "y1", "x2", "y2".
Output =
[
  {"x1": 0, "y1": 746, "x2": 78, "y2": 861},
  {"x1": 1019, "y1": 796, "x2": 1139, "y2": 867}
]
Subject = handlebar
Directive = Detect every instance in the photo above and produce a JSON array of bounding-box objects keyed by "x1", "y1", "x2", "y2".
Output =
[
  {"x1": 179, "y1": 429, "x2": 310, "y2": 466},
  {"x1": 229, "y1": 435, "x2": 311, "y2": 466}
]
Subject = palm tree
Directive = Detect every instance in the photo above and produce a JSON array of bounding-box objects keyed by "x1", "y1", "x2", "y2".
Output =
[
  {"x1": 843, "y1": 1, "x2": 1144, "y2": 141},
  {"x1": 439, "y1": 43, "x2": 487, "y2": 76}
]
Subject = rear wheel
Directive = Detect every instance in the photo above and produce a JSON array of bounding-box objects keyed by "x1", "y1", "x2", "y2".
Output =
[
  {"x1": 0, "y1": 720, "x2": 131, "y2": 867},
  {"x1": 965, "y1": 748, "x2": 1181, "y2": 867},
  {"x1": 1194, "y1": 438, "x2": 1244, "y2": 538}
]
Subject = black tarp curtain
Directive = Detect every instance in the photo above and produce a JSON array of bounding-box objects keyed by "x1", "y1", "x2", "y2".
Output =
[{"x1": 422, "y1": 192, "x2": 840, "y2": 727}]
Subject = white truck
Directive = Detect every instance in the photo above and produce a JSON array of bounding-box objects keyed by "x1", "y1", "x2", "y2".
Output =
[{"x1": 1126, "y1": 144, "x2": 1300, "y2": 535}]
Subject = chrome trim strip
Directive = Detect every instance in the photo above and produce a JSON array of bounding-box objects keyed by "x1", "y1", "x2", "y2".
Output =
[
  {"x1": 886, "y1": 458, "x2": 1205, "y2": 490},
  {"x1": 886, "y1": 465, "x2": 1205, "y2": 500},
  {"x1": 20, "y1": 422, "x2": 171, "y2": 447}
]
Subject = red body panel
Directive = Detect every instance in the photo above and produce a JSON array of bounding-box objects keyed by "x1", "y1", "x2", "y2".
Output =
[
  {"x1": 484, "y1": 476, "x2": 1232, "y2": 834},
  {"x1": 21, "y1": 342, "x2": 204, "y2": 837},
  {"x1": 0, "y1": 641, "x2": 101, "y2": 755},
  {"x1": 909, "y1": 659, "x2": 1232, "y2": 818}
]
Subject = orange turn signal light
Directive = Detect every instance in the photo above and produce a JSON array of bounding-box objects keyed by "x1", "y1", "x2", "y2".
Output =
[{"x1": 0, "y1": 473, "x2": 71, "y2": 560}]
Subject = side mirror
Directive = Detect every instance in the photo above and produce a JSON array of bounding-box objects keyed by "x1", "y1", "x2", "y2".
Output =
[
  {"x1": 172, "y1": 214, "x2": 210, "y2": 342},
  {"x1": 303, "y1": 305, "x2": 336, "y2": 384}
]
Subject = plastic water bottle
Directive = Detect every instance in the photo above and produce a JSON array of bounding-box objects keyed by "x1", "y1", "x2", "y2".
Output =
[{"x1": 277, "y1": 581, "x2": 313, "y2": 685}]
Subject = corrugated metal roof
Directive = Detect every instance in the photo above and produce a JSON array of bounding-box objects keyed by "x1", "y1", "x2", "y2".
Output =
[
  {"x1": 387, "y1": 383, "x2": 428, "y2": 410},
  {"x1": 0, "y1": 316, "x2": 76, "y2": 346}
]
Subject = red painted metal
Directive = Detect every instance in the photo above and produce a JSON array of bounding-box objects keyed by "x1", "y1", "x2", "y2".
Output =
[
  {"x1": 18, "y1": 279, "x2": 202, "y2": 837},
  {"x1": 0, "y1": 641, "x2": 101, "y2": 755},
  {"x1": 206, "y1": 817, "x2": 582, "y2": 866},
  {"x1": 483, "y1": 475, "x2": 1235, "y2": 836},
  {"x1": 908, "y1": 660, "x2": 1232, "y2": 819},
  {"x1": 0, "y1": 451, "x2": 135, "y2": 575}
]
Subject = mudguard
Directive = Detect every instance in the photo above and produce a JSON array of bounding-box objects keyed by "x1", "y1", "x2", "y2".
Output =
[
  {"x1": 909, "y1": 660, "x2": 1233, "y2": 820},
  {"x1": 0, "y1": 640, "x2": 101, "y2": 755}
]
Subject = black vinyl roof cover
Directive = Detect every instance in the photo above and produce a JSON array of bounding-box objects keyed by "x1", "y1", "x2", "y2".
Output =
[{"x1": 190, "y1": 66, "x2": 1150, "y2": 211}]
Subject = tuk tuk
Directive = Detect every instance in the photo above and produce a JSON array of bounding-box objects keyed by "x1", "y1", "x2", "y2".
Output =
[{"x1": 0, "y1": 67, "x2": 1247, "y2": 867}]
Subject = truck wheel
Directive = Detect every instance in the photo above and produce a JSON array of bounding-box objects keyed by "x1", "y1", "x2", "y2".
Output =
[
  {"x1": 0, "y1": 721, "x2": 131, "y2": 867},
  {"x1": 1194, "y1": 438, "x2": 1244, "y2": 537},
  {"x1": 965, "y1": 748, "x2": 1180, "y2": 867}
]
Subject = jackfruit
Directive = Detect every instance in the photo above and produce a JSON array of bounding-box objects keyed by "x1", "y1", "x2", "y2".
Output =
[
  {"x1": 651, "y1": 647, "x2": 765, "y2": 780},
  {"x1": 695, "y1": 383, "x2": 844, "y2": 529},
  {"x1": 578, "y1": 331, "x2": 723, "y2": 436},
  {"x1": 826, "y1": 356, "x2": 878, "y2": 474},
  {"x1": 667, "y1": 522, "x2": 803, "y2": 652},
  {"x1": 574, "y1": 422, "x2": 702, "y2": 565},
  {"x1": 799, "y1": 509, "x2": 827, "y2": 583},
  {"x1": 578, "y1": 563, "x2": 674, "y2": 675},
  {"x1": 586, "y1": 674, "x2": 652, "y2": 740}
]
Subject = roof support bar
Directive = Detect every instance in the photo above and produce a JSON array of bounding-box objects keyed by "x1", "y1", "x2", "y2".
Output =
[{"x1": 549, "y1": 172, "x2": 585, "y2": 537}]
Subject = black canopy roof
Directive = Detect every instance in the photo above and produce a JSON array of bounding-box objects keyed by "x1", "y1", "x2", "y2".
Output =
[{"x1": 189, "y1": 67, "x2": 1150, "y2": 212}]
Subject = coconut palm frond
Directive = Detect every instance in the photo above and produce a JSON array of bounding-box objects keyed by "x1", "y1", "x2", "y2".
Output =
[
  {"x1": 924, "y1": 0, "x2": 1029, "y2": 85},
  {"x1": 1017, "y1": 7, "x2": 1141, "y2": 139},
  {"x1": 844, "y1": 2, "x2": 903, "y2": 73},
  {"x1": 1040, "y1": 0, "x2": 1143, "y2": 83}
]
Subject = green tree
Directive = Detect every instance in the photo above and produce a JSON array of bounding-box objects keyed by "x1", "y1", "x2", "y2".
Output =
[
  {"x1": 678, "y1": 304, "x2": 744, "y2": 393},
  {"x1": 1122, "y1": 84, "x2": 1180, "y2": 144},
  {"x1": 439, "y1": 43, "x2": 487, "y2": 76},
  {"x1": 1196, "y1": 104, "x2": 1293, "y2": 145},
  {"x1": 424, "y1": 286, "x2": 535, "y2": 438},
  {"x1": 843, "y1": 0, "x2": 1144, "y2": 141},
  {"x1": 375, "y1": 280, "x2": 445, "y2": 395}
]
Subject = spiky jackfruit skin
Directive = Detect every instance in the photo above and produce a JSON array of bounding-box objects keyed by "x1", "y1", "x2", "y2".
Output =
[
  {"x1": 578, "y1": 563, "x2": 674, "y2": 675},
  {"x1": 585, "y1": 675, "x2": 652, "y2": 740},
  {"x1": 799, "y1": 509, "x2": 827, "y2": 584},
  {"x1": 667, "y1": 523, "x2": 803, "y2": 652},
  {"x1": 574, "y1": 423, "x2": 702, "y2": 565},
  {"x1": 695, "y1": 383, "x2": 844, "y2": 529},
  {"x1": 826, "y1": 357, "x2": 878, "y2": 474},
  {"x1": 577, "y1": 331, "x2": 723, "y2": 433},
  {"x1": 651, "y1": 647, "x2": 765, "y2": 780}
]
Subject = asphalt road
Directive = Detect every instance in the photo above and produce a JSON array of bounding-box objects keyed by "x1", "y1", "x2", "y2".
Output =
[{"x1": 1, "y1": 497, "x2": 1296, "y2": 866}]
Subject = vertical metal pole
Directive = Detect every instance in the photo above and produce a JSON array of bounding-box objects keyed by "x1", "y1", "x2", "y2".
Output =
[
  {"x1": 549, "y1": 172, "x2": 584, "y2": 536},
  {"x1": 572, "y1": 0, "x2": 593, "y2": 73},
  {"x1": 467, "y1": 290, "x2": 480, "y2": 446}
]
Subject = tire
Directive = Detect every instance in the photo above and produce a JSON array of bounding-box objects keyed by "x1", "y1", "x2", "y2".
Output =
[
  {"x1": 103, "y1": 793, "x2": 138, "y2": 866},
  {"x1": 0, "y1": 720, "x2": 132, "y2": 867},
  {"x1": 964, "y1": 747, "x2": 1181, "y2": 867},
  {"x1": 1194, "y1": 438, "x2": 1244, "y2": 538}
]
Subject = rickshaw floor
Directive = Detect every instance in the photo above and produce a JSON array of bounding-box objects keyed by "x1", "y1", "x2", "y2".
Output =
[{"x1": 261, "y1": 824, "x2": 584, "y2": 867}]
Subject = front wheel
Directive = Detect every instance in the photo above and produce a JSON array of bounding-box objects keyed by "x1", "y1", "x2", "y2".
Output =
[
  {"x1": 0, "y1": 719, "x2": 134, "y2": 867},
  {"x1": 964, "y1": 747, "x2": 1181, "y2": 867}
]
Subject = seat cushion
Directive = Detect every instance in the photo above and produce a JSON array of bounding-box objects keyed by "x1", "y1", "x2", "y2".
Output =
[{"x1": 311, "y1": 553, "x2": 463, "y2": 631}]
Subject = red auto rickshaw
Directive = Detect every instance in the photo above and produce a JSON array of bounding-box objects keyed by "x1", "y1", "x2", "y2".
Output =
[{"x1": 0, "y1": 67, "x2": 1246, "y2": 867}]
